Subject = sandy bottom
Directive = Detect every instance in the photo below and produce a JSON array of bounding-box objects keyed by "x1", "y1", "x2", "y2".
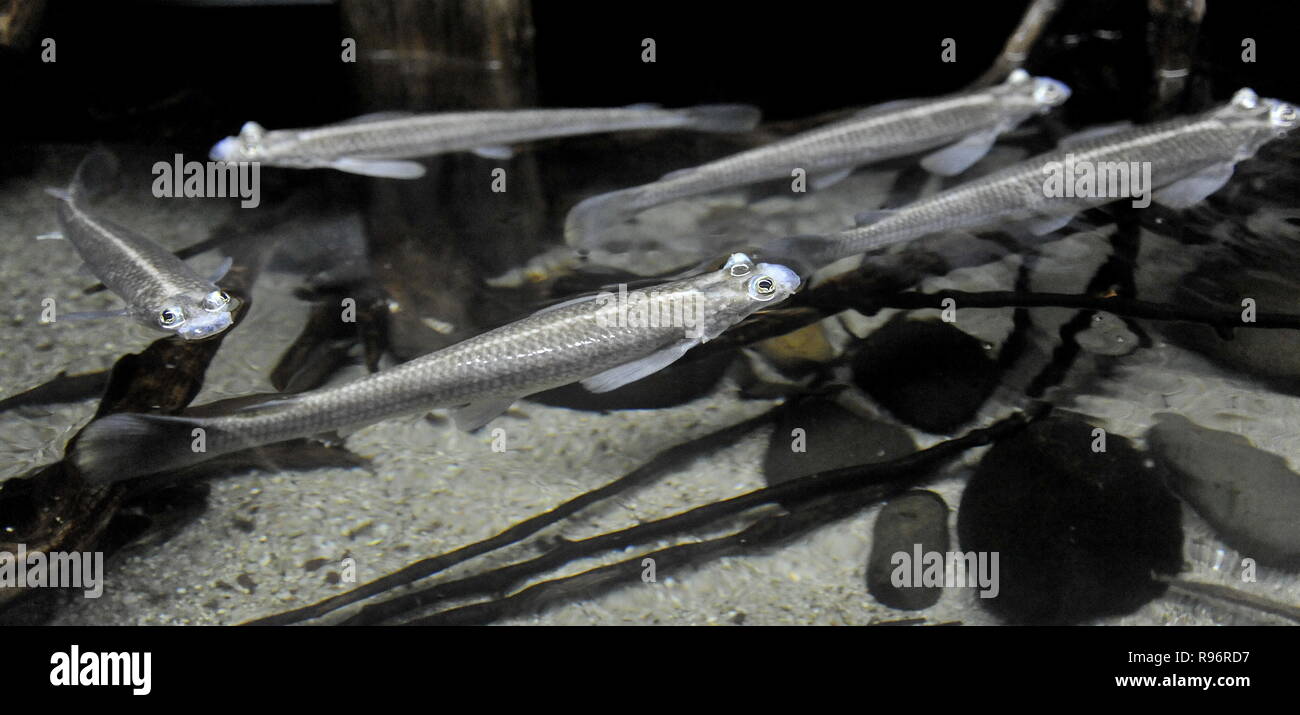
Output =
[{"x1": 2, "y1": 145, "x2": 1296, "y2": 625}]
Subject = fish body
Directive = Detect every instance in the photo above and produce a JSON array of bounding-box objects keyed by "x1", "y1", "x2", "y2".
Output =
[
  {"x1": 209, "y1": 104, "x2": 761, "y2": 178},
  {"x1": 775, "y1": 89, "x2": 1299, "y2": 269},
  {"x1": 72, "y1": 253, "x2": 801, "y2": 481},
  {"x1": 565, "y1": 70, "x2": 1072, "y2": 248},
  {"x1": 47, "y1": 151, "x2": 236, "y2": 340}
]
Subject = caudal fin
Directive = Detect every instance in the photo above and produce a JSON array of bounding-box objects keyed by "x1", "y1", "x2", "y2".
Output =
[
  {"x1": 564, "y1": 187, "x2": 642, "y2": 248},
  {"x1": 70, "y1": 412, "x2": 218, "y2": 483},
  {"x1": 677, "y1": 104, "x2": 762, "y2": 133},
  {"x1": 68, "y1": 149, "x2": 122, "y2": 204}
]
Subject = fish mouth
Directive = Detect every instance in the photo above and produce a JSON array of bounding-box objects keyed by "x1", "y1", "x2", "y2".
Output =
[
  {"x1": 1033, "y1": 77, "x2": 1072, "y2": 109},
  {"x1": 177, "y1": 313, "x2": 234, "y2": 340}
]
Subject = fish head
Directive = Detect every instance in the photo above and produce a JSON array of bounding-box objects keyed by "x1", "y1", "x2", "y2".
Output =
[
  {"x1": 1217, "y1": 89, "x2": 1299, "y2": 152},
  {"x1": 155, "y1": 290, "x2": 237, "y2": 340},
  {"x1": 998, "y1": 71, "x2": 1071, "y2": 115},
  {"x1": 687, "y1": 253, "x2": 800, "y2": 338},
  {"x1": 210, "y1": 121, "x2": 268, "y2": 162}
]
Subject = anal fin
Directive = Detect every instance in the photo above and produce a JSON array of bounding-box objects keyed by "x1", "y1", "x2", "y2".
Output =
[
  {"x1": 919, "y1": 128, "x2": 999, "y2": 176},
  {"x1": 451, "y1": 397, "x2": 517, "y2": 432}
]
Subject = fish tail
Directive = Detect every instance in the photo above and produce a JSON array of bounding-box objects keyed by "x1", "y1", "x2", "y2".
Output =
[
  {"x1": 70, "y1": 412, "x2": 220, "y2": 483},
  {"x1": 564, "y1": 187, "x2": 643, "y2": 248},
  {"x1": 676, "y1": 104, "x2": 762, "y2": 133},
  {"x1": 67, "y1": 148, "x2": 122, "y2": 203}
]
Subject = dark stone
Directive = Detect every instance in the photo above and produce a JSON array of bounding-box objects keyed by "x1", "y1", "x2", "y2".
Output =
[
  {"x1": 1164, "y1": 261, "x2": 1300, "y2": 393},
  {"x1": 851, "y1": 316, "x2": 1000, "y2": 433},
  {"x1": 957, "y1": 414, "x2": 1182, "y2": 624},
  {"x1": 866, "y1": 490, "x2": 950, "y2": 610},
  {"x1": 762, "y1": 396, "x2": 915, "y2": 486},
  {"x1": 1146, "y1": 413, "x2": 1300, "y2": 568}
]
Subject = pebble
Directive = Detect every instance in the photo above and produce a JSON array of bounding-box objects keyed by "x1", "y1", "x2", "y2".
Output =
[
  {"x1": 957, "y1": 413, "x2": 1182, "y2": 624},
  {"x1": 762, "y1": 396, "x2": 915, "y2": 487},
  {"x1": 1146, "y1": 412, "x2": 1300, "y2": 568},
  {"x1": 852, "y1": 316, "x2": 1000, "y2": 433},
  {"x1": 865, "y1": 490, "x2": 950, "y2": 610}
]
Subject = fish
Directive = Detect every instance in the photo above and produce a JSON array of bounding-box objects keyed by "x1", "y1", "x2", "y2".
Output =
[
  {"x1": 208, "y1": 104, "x2": 762, "y2": 179},
  {"x1": 70, "y1": 253, "x2": 801, "y2": 482},
  {"x1": 767, "y1": 88, "x2": 1300, "y2": 271},
  {"x1": 564, "y1": 70, "x2": 1072, "y2": 248},
  {"x1": 43, "y1": 150, "x2": 238, "y2": 340}
]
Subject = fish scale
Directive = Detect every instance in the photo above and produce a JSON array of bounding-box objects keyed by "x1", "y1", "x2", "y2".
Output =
[
  {"x1": 564, "y1": 71, "x2": 1072, "y2": 248},
  {"x1": 799, "y1": 90, "x2": 1298, "y2": 265}
]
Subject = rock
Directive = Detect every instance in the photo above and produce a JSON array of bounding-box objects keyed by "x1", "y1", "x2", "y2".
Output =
[
  {"x1": 1165, "y1": 262, "x2": 1300, "y2": 391},
  {"x1": 851, "y1": 316, "x2": 1000, "y2": 433},
  {"x1": 1146, "y1": 413, "x2": 1300, "y2": 568},
  {"x1": 866, "y1": 490, "x2": 950, "y2": 610},
  {"x1": 762, "y1": 396, "x2": 915, "y2": 487},
  {"x1": 957, "y1": 413, "x2": 1182, "y2": 624}
]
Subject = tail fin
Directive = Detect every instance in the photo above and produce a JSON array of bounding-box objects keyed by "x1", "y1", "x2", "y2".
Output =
[
  {"x1": 677, "y1": 104, "x2": 762, "y2": 133},
  {"x1": 67, "y1": 149, "x2": 122, "y2": 204},
  {"x1": 564, "y1": 187, "x2": 642, "y2": 248},
  {"x1": 70, "y1": 412, "x2": 217, "y2": 483}
]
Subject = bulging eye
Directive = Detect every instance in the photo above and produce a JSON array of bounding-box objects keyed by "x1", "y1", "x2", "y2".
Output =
[
  {"x1": 203, "y1": 290, "x2": 231, "y2": 311},
  {"x1": 1232, "y1": 88, "x2": 1260, "y2": 110},
  {"x1": 158, "y1": 308, "x2": 185, "y2": 327},
  {"x1": 729, "y1": 263, "x2": 752, "y2": 277},
  {"x1": 748, "y1": 275, "x2": 777, "y2": 300}
]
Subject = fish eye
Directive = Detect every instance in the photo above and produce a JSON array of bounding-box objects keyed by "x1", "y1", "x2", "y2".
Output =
[
  {"x1": 729, "y1": 263, "x2": 752, "y2": 277},
  {"x1": 158, "y1": 308, "x2": 185, "y2": 327},
  {"x1": 203, "y1": 290, "x2": 231, "y2": 311},
  {"x1": 748, "y1": 275, "x2": 777, "y2": 299},
  {"x1": 1232, "y1": 88, "x2": 1259, "y2": 110}
]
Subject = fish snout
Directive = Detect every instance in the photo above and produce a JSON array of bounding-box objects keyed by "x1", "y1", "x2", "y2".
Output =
[
  {"x1": 210, "y1": 136, "x2": 241, "y2": 161},
  {"x1": 1268, "y1": 100, "x2": 1299, "y2": 131},
  {"x1": 1033, "y1": 77, "x2": 1072, "y2": 110},
  {"x1": 751, "y1": 262, "x2": 802, "y2": 301}
]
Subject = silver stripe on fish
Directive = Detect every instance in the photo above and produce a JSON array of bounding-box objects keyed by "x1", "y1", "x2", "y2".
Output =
[{"x1": 71, "y1": 253, "x2": 801, "y2": 482}]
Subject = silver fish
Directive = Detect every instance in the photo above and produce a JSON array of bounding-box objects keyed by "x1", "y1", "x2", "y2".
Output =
[
  {"x1": 565, "y1": 70, "x2": 1072, "y2": 248},
  {"x1": 45, "y1": 151, "x2": 237, "y2": 340},
  {"x1": 209, "y1": 104, "x2": 762, "y2": 179},
  {"x1": 774, "y1": 88, "x2": 1299, "y2": 269},
  {"x1": 71, "y1": 253, "x2": 801, "y2": 482}
]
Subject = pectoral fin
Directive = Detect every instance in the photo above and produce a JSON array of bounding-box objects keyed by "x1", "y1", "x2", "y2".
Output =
[
  {"x1": 810, "y1": 167, "x2": 854, "y2": 191},
  {"x1": 581, "y1": 340, "x2": 699, "y2": 394},
  {"x1": 330, "y1": 157, "x2": 427, "y2": 179},
  {"x1": 208, "y1": 256, "x2": 234, "y2": 283},
  {"x1": 472, "y1": 145, "x2": 515, "y2": 160},
  {"x1": 1019, "y1": 213, "x2": 1074, "y2": 236},
  {"x1": 451, "y1": 397, "x2": 517, "y2": 432},
  {"x1": 1152, "y1": 163, "x2": 1235, "y2": 209},
  {"x1": 920, "y1": 128, "x2": 999, "y2": 176}
]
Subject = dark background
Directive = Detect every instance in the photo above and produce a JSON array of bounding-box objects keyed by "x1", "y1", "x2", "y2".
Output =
[{"x1": 1, "y1": 0, "x2": 1296, "y2": 152}]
